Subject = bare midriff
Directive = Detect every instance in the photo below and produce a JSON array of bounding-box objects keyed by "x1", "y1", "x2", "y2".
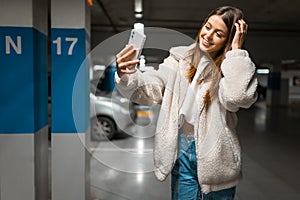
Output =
[{"x1": 179, "y1": 120, "x2": 194, "y2": 135}]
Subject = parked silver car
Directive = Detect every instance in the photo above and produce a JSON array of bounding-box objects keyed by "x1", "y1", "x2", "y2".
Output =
[{"x1": 90, "y1": 90, "x2": 136, "y2": 140}]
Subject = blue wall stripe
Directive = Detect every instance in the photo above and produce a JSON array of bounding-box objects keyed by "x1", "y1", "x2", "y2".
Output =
[
  {"x1": 0, "y1": 27, "x2": 48, "y2": 133},
  {"x1": 51, "y1": 28, "x2": 89, "y2": 133}
]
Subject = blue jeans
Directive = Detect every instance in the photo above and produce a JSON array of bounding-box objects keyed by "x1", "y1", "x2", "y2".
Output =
[{"x1": 171, "y1": 133, "x2": 236, "y2": 200}]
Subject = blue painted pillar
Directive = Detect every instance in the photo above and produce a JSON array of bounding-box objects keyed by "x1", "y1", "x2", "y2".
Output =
[
  {"x1": 267, "y1": 71, "x2": 289, "y2": 106},
  {"x1": 51, "y1": 0, "x2": 90, "y2": 199},
  {"x1": 267, "y1": 72, "x2": 281, "y2": 103},
  {"x1": 0, "y1": 0, "x2": 49, "y2": 199}
]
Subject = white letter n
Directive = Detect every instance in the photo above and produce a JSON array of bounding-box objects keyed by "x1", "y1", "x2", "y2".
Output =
[{"x1": 6, "y1": 36, "x2": 22, "y2": 54}]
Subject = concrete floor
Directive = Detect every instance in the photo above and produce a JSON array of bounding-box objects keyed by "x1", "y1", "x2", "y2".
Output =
[{"x1": 89, "y1": 102, "x2": 300, "y2": 200}]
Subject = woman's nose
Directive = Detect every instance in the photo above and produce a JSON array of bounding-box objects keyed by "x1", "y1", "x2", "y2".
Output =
[{"x1": 206, "y1": 30, "x2": 213, "y2": 39}]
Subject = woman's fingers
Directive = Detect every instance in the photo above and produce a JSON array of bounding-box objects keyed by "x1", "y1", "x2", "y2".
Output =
[
  {"x1": 117, "y1": 59, "x2": 139, "y2": 76},
  {"x1": 235, "y1": 19, "x2": 248, "y2": 35},
  {"x1": 116, "y1": 47, "x2": 137, "y2": 64},
  {"x1": 232, "y1": 19, "x2": 248, "y2": 49},
  {"x1": 116, "y1": 44, "x2": 134, "y2": 59},
  {"x1": 121, "y1": 67, "x2": 137, "y2": 74},
  {"x1": 234, "y1": 22, "x2": 240, "y2": 32},
  {"x1": 118, "y1": 59, "x2": 139, "y2": 69},
  {"x1": 116, "y1": 45, "x2": 139, "y2": 77},
  {"x1": 238, "y1": 19, "x2": 248, "y2": 34}
]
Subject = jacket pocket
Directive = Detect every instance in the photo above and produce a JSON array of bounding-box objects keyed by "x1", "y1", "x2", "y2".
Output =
[{"x1": 197, "y1": 128, "x2": 241, "y2": 185}]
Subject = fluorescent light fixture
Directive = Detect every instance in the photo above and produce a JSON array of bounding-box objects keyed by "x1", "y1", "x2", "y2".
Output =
[
  {"x1": 256, "y1": 69, "x2": 270, "y2": 74},
  {"x1": 135, "y1": 13, "x2": 143, "y2": 19},
  {"x1": 134, "y1": 0, "x2": 143, "y2": 13}
]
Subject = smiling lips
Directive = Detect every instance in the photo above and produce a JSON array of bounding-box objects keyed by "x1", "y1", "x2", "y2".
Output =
[{"x1": 201, "y1": 37, "x2": 213, "y2": 47}]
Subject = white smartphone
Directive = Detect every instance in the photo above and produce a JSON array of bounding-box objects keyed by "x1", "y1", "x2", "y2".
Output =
[{"x1": 127, "y1": 29, "x2": 146, "y2": 60}]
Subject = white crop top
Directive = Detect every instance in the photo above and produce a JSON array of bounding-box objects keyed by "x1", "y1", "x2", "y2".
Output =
[{"x1": 179, "y1": 56, "x2": 210, "y2": 128}]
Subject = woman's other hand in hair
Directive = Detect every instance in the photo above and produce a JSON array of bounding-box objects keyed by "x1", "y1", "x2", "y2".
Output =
[{"x1": 231, "y1": 19, "x2": 248, "y2": 49}]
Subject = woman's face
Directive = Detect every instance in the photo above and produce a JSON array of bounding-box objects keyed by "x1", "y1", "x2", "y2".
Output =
[{"x1": 199, "y1": 15, "x2": 229, "y2": 58}]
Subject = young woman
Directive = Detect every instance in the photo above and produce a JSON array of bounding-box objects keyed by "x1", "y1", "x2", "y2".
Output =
[{"x1": 115, "y1": 6, "x2": 258, "y2": 200}]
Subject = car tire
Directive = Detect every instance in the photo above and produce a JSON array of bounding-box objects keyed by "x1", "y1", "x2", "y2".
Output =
[{"x1": 91, "y1": 116, "x2": 116, "y2": 141}]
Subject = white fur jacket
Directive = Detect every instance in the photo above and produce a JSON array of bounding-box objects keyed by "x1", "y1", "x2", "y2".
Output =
[{"x1": 115, "y1": 45, "x2": 258, "y2": 194}]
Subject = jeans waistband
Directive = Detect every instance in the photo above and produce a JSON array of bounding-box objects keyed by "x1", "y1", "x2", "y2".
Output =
[
  {"x1": 179, "y1": 133, "x2": 195, "y2": 152},
  {"x1": 180, "y1": 133, "x2": 194, "y2": 141}
]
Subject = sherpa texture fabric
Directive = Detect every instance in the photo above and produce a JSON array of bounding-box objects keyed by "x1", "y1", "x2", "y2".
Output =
[{"x1": 115, "y1": 45, "x2": 257, "y2": 193}]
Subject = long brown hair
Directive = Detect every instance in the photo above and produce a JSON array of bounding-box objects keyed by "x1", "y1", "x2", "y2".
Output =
[{"x1": 186, "y1": 6, "x2": 244, "y2": 105}]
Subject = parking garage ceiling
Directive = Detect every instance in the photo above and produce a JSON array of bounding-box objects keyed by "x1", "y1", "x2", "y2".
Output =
[{"x1": 91, "y1": 0, "x2": 300, "y2": 35}]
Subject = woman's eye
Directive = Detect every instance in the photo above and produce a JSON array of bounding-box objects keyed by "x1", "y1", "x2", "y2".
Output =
[
  {"x1": 216, "y1": 32, "x2": 222, "y2": 38},
  {"x1": 205, "y1": 26, "x2": 210, "y2": 30}
]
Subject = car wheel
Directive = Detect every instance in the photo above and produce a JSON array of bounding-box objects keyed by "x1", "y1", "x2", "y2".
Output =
[{"x1": 91, "y1": 116, "x2": 116, "y2": 141}]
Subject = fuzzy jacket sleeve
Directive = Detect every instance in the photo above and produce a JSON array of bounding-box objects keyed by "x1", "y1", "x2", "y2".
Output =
[
  {"x1": 115, "y1": 55, "x2": 178, "y2": 106},
  {"x1": 218, "y1": 49, "x2": 258, "y2": 112}
]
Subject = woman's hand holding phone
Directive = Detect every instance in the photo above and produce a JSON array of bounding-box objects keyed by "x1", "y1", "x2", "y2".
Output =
[
  {"x1": 116, "y1": 45, "x2": 139, "y2": 79},
  {"x1": 116, "y1": 29, "x2": 146, "y2": 79}
]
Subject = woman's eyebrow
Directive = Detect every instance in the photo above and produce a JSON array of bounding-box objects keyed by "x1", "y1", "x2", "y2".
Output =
[{"x1": 207, "y1": 21, "x2": 226, "y2": 33}]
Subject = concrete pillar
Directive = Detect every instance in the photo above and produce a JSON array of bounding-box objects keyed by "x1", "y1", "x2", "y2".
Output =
[
  {"x1": 51, "y1": 0, "x2": 91, "y2": 199},
  {"x1": 0, "y1": 0, "x2": 49, "y2": 199},
  {"x1": 267, "y1": 71, "x2": 281, "y2": 106},
  {"x1": 280, "y1": 78, "x2": 289, "y2": 106},
  {"x1": 265, "y1": 62, "x2": 290, "y2": 106}
]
